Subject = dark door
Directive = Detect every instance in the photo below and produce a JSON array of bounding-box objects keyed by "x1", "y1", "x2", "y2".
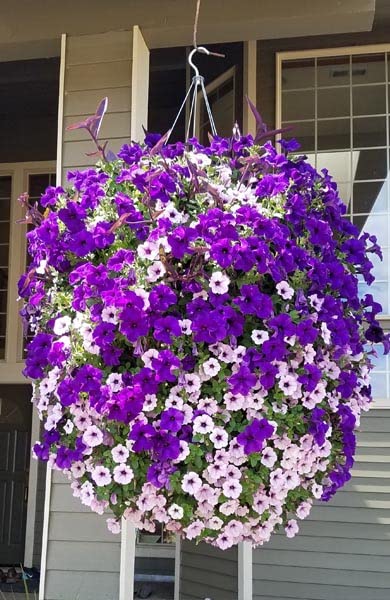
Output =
[{"x1": 0, "y1": 385, "x2": 32, "y2": 565}]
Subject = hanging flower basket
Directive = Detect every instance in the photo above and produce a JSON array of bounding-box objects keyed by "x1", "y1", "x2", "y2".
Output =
[{"x1": 19, "y1": 115, "x2": 388, "y2": 549}]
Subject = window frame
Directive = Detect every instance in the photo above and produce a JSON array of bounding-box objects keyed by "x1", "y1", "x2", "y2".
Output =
[
  {"x1": 0, "y1": 161, "x2": 56, "y2": 382},
  {"x1": 276, "y1": 44, "x2": 390, "y2": 409}
]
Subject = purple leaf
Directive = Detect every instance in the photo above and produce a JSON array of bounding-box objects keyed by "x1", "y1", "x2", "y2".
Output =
[
  {"x1": 246, "y1": 95, "x2": 266, "y2": 141},
  {"x1": 150, "y1": 130, "x2": 170, "y2": 156},
  {"x1": 106, "y1": 149, "x2": 117, "y2": 161},
  {"x1": 89, "y1": 97, "x2": 108, "y2": 139},
  {"x1": 66, "y1": 115, "x2": 97, "y2": 132},
  {"x1": 256, "y1": 125, "x2": 294, "y2": 143},
  {"x1": 246, "y1": 95, "x2": 294, "y2": 143},
  {"x1": 66, "y1": 97, "x2": 108, "y2": 139}
]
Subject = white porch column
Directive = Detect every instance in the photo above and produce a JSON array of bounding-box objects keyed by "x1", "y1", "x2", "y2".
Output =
[
  {"x1": 243, "y1": 40, "x2": 257, "y2": 136},
  {"x1": 238, "y1": 541, "x2": 253, "y2": 600},
  {"x1": 120, "y1": 520, "x2": 136, "y2": 600}
]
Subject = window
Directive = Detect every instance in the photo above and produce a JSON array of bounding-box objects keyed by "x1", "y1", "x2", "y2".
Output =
[
  {"x1": 277, "y1": 46, "x2": 390, "y2": 407},
  {"x1": 23, "y1": 172, "x2": 56, "y2": 353},
  {"x1": 0, "y1": 176, "x2": 12, "y2": 359},
  {"x1": 0, "y1": 162, "x2": 55, "y2": 367}
]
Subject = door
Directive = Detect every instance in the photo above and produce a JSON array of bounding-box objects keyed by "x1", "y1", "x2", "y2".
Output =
[{"x1": 0, "y1": 385, "x2": 32, "y2": 565}]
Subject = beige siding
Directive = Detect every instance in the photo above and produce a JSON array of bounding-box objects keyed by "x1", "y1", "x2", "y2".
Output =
[
  {"x1": 45, "y1": 472, "x2": 121, "y2": 600},
  {"x1": 180, "y1": 540, "x2": 238, "y2": 600},
  {"x1": 62, "y1": 30, "x2": 132, "y2": 177},
  {"x1": 253, "y1": 409, "x2": 390, "y2": 600},
  {"x1": 44, "y1": 29, "x2": 135, "y2": 600}
]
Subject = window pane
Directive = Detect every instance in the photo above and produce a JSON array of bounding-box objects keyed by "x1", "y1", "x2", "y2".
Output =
[
  {"x1": 0, "y1": 176, "x2": 11, "y2": 198},
  {"x1": 0, "y1": 314, "x2": 7, "y2": 337},
  {"x1": 0, "y1": 222, "x2": 10, "y2": 243},
  {"x1": 318, "y1": 87, "x2": 350, "y2": 118},
  {"x1": 282, "y1": 90, "x2": 315, "y2": 121},
  {"x1": 353, "y1": 84, "x2": 386, "y2": 116},
  {"x1": 282, "y1": 121, "x2": 315, "y2": 152},
  {"x1": 353, "y1": 54, "x2": 385, "y2": 84},
  {"x1": 29, "y1": 173, "x2": 52, "y2": 199},
  {"x1": 0, "y1": 245, "x2": 8, "y2": 268},
  {"x1": 316, "y1": 151, "x2": 352, "y2": 181},
  {"x1": 370, "y1": 371, "x2": 387, "y2": 398},
  {"x1": 353, "y1": 116, "x2": 387, "y2": 148},
  {"x1": 318, "y1": 118, "x2": 350, "y2": 150},
  {"x1": 337, "y1": 182, "x2": 352, "y2": 208},
  {"x1": 317, "y1": 56, "x2": 350, "y2": 87},
  {"x1": 353, "y1": 181, "x2": 388, "y2": 214},
  {"x1": 282, "y1": 58, "x2": 315, "y2": 90},
  {"x1": 370, "y1": 249, "x2": 389, "y2": 281},
  {"x1": 354, "y1": 148, "x2": 387, "y2": 180}
]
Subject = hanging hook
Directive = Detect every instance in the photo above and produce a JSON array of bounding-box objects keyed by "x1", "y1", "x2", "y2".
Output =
[{"x1": 188, "y1": 46, "x2": 225, "y2": 80}]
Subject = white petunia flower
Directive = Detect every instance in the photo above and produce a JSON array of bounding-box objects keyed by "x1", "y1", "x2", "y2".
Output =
[
  {"x1": 276, "y1": 281, "x2": 294, "y2": 300},
  {"x1": 146, "y1": 261, "x2": 166, "y2": 282},
  {"x1": 168, "y1": 503, "x2": 184, "y2": 519},
  {"x1": 251, "y1": 329, "x2": 269, "y2": 345},
  {"x1": 202, "y1": 357, "x2": 221, "y2": 377},
  {"x1": 210, "y1": 271, "x2": 230, "y2": 294},
  {"x1": 101, "y1": 306, "x2": 119, "y2": 324},
  {"x1": 53, "y1": 316, "x2": 72, "y2": 336}
]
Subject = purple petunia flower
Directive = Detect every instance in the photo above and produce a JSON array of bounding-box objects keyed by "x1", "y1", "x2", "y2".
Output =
[
  {"x1": 160, "y1": 408, "x2": 184, "y2": 433},
  {"x1": 153, "y1": 316, "x2": 182, "y2": 344},
  {"x1": 237, "y1": 418, "x2": 275, "y2": 454}
]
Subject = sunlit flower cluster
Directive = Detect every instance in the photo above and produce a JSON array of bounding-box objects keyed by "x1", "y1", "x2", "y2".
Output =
[{"x1": 19, "y1": 132, "x2": 388, "y2": 548}]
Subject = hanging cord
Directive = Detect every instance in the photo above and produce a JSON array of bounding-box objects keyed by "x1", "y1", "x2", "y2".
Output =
[
  {"x1": 166, "y1": 0, "x2": 225, "y2": 144},
  {"x1": 193, "y1": 0, "x2": 201, "y2": 49}
]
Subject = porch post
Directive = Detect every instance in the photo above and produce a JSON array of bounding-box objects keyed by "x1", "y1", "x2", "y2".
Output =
[
  {"x1": 238, "y1": 541, "x2": 253, "y2": 600},
  {"x1": 119, "y1": 519, "x2": 136, "y2": 600},
  {"x1": 243, "y1": 40, "x2": 257, "y2": 136}
]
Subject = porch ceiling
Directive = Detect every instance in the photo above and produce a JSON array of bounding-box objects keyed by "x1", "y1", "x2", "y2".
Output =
[{"x1": 0, "y1": 0, "x2": 376, "y2": 55}]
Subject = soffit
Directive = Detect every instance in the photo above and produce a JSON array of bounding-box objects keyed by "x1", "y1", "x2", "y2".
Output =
[{"x1": 0, "y1": 0, "x2": 376, "y2": 55}]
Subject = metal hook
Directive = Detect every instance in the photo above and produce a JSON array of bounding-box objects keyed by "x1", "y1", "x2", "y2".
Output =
[
  {"x1": 188, "y1": 46, "x2": 209, "y2": 79},
  {"x1": 188, "y1": 46, "x2": 225, "y2": 80}
]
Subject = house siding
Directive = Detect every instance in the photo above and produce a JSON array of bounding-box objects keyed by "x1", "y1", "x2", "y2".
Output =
[
  {"x1": 179, "y1": 540, "x2": 238, "y2": 600},
  {"x1": 252, "y1": 409, "x2": 390, "y2": 600},
  {"x1": 62, "y1": 29, "x2": 133, "y2": 180},
  {"x1": 43, "y1": 29, "x2": 134, "y2": 600}
]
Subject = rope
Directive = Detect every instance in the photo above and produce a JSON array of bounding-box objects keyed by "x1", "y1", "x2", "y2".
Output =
[{"x1": 193, "y1": 0, "x2": 201, "y2": 49}]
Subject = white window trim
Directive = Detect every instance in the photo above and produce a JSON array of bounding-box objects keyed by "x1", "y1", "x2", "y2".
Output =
[{"x1": 276, "y1": 43, "x2": 390, "y2": 409}]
